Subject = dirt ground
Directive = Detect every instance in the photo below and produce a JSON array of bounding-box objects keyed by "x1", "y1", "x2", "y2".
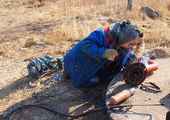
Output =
[
  {"x1": 0, "y1": 51, "x2": 111, "y2": 120},
  {"x1": 106, "y1": 58, "x2": 170, "y2": 120},
  {"x1": 0, "y1": 50, "x2": 170, "y2": 120},
  {"x1": 0, "y1": 0, "x2": 170, "y2": 120}
]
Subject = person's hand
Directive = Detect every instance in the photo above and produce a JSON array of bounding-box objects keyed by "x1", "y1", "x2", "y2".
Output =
[{"x1": 103, "y1": 49, "x2": 118, "y2": 61}]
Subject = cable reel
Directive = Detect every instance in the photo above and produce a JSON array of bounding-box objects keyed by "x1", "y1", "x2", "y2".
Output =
[{"x1": 124, "y1": 63, "x2": 147, "y2": 86}]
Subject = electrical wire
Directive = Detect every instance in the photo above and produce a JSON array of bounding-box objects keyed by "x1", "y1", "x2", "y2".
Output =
[
  {"x1": 3, "y1": 104, "x2": 74, "y2": 120},
  {"x1": 27, "y1": 56, "x2": 64, "y2": 79},
  {"x1": 20, "y1": 67, "x2": 28, "y2": 77},
  {"x1": 3, "y1": 103, "x2": 164, "y2": 120}
]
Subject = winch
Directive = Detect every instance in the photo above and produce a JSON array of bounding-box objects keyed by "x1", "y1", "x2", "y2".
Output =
[
  {"x1": 121, "y1": 48, "x2": 158, "y2": 86},
  {"x1": 124, "y1": 62, "x2": 147, "y2": 86}
]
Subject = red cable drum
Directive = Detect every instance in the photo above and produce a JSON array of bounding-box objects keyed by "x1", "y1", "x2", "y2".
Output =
[{"x1": 146, "y1": 60, "x2": 158, "y2": 73}]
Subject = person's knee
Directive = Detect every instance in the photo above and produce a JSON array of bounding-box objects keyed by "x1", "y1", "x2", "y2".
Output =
[{"x1": 83, "y1": 77, "x2": 99, "y2": 88}]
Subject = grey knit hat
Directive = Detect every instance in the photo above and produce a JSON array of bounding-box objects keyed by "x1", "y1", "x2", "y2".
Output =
[{"x1": 109, "y1": 20, "x2": 143, "y2": 45}]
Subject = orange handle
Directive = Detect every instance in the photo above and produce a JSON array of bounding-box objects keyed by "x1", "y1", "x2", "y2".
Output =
[
  {"x1": 109, "y1": 90, "x2": 132, "y2": 105},
  {"x1": 146, "y1": 60, "x2": 158, "y2": 72}
]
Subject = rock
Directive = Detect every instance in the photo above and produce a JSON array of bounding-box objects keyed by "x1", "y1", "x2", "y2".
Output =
[
  {"x1": 25, "y1": 38, "x2": 37, "y2": 48},
  {"x1": 25, "y1": 38, "x2": 47, "y2": 48},
  {"x1": 140, "y1": 7, "x2": 162, "y2": 19},
  {"x1": 67, "y1": 38, "x2": 73, "y2": 42},
  {"x1": 148, "y1": 48, "x2": 169, "y2": 59}
]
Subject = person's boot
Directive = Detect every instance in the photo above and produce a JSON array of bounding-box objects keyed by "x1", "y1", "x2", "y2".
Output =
[{"x1": 63, "y1": 66, "x2": 70, "y2": 80}]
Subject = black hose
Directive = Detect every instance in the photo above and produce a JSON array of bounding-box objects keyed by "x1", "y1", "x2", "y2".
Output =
[
  {"x1": 3, "y1": 103, "x2": 164, "y2": 120},
  {"x1": 3, "y1": 104, "x2": 75, "y2": 120},
  {"x1": 3, "y1": 104, "x2": 121, "y2": 120}
]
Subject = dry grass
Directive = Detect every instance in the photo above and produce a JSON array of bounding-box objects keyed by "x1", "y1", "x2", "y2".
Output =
[
  {"x1": 46, "y1": 0, "x2": 170, "y2": 47},
  {"x1": 0, "y1": 0, "x2": 170, "y2": 56}
]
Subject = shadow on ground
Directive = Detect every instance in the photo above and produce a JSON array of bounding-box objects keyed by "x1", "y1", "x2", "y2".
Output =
[
  {"x1": 1, "y1": 74, "x2": 111, "y2": 120},
  {"x1": 160, "y1": 94, "x2": 170, "y2": 110},
  {"x1": 0, "y1": 76, "x2": 32, "y2": 99},
  {"x1": 106, "y1": 73, "x2": 154, "y2": 120}
]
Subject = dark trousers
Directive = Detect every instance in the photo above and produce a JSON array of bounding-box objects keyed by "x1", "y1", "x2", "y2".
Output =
[{"x1": 63, "y1": 62, "x2": 116, "y2": 88}]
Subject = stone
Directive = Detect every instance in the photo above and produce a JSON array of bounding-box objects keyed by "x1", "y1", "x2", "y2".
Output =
[{"x1": 140, "y1": 7, "x2": 162, "y2": 19}]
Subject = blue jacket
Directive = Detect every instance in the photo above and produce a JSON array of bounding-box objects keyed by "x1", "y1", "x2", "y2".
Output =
[{"x1": 64, "y1": 28, "x2": 108, "y2": 87}]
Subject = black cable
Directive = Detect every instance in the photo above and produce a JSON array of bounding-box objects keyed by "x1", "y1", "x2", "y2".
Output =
[
  {"x1": 20, "y1": 67, "x2": 27, "y2": 77},
  {"x1": 3, "y1": 104, "x2": 75, "y2": 120},
  {"x1": 3, "y1": 104, "x2": 110, "y2": 120},
  {"x1": 71, "y1": 103, "x2": 164, "y2": 120},
  {"x1": 3, "y1": 103, "x2": 164, "y2": 120}
]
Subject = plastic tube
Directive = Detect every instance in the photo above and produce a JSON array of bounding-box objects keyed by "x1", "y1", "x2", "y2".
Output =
[
  {"x1": 146, "y1": 60, "x2": 158, "y2": 73},
  {"x1": 109, "y1": 88, "x2": 136, "y2": 105}
]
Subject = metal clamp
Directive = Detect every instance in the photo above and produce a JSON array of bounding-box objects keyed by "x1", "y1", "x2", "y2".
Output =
[{"x1": 140, "y1": 82, "x2": 161, "y2": 92}]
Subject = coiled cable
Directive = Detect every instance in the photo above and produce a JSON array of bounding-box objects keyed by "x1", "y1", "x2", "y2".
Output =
[{"x1": 27, "y1": 56, "x2": 64, "y2": 79}]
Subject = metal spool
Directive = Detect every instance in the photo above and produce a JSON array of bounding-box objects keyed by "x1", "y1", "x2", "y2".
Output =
[{"x1": 124, "y1": 63, "x2": 147, "y2": 86}]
